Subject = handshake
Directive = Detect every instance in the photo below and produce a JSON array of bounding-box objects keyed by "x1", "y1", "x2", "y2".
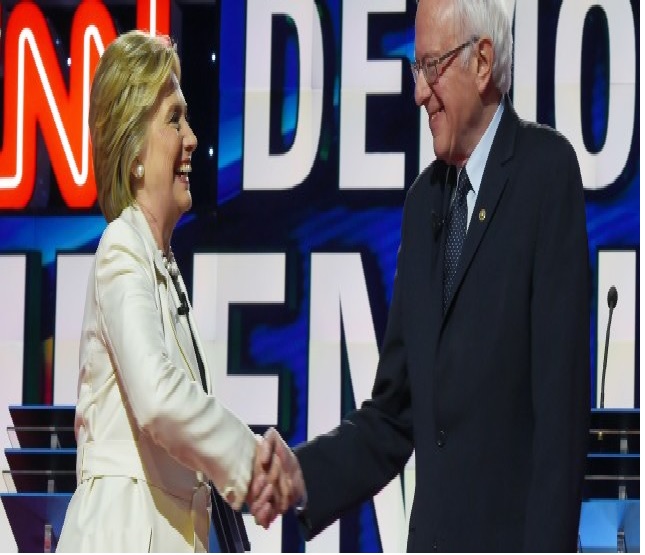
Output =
[{"x1": 246, "y1": 428, "x2": 307, "y2": 528}]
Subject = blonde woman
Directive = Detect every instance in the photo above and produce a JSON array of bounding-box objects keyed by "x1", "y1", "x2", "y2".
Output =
[{"x1": 57, "y1": 30, "x2": 284, "y2": 552}]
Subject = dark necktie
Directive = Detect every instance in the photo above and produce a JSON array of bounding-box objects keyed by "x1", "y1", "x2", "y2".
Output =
[{"x1": 443, "y1": 168, "x2": 470, "y2": 313}]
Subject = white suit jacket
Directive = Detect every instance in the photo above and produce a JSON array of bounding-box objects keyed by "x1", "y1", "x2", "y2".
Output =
[{"x1": 57, "y1": 205, "x2": 257, "y2": 552}]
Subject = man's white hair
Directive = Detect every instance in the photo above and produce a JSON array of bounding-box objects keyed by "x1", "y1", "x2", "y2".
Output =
[{"x1": 420, "y1": 0, "x2": 513, "y2": 94}]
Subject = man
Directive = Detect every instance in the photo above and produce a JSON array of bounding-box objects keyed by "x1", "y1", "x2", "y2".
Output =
[{"x1": 253, "y1": 0, "x2": 590, "y2": 550}]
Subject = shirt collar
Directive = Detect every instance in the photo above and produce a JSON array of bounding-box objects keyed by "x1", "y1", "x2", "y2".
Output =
[{"x1": 461, "y1": 100, "x2": 505, "y2": 196}]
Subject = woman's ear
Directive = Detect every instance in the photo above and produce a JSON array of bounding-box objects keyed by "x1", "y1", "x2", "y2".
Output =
[{"x1": 132, "y1": 161, "x2": 145, "y2": 180}]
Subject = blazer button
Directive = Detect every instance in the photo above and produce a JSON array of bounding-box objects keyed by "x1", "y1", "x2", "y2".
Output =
[{"x1": 436, "y1": 430, "x2": 446, "y2": 447}]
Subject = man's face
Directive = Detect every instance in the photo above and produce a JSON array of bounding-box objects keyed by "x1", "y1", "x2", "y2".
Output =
[{"x1": 414, "y1": 0, "x2": 482, "y2": 166}]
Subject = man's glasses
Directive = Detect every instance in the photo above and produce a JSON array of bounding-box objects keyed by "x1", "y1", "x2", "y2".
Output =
[{"x1": 410, "y1": 36, "x2": 479, "y2": 86}]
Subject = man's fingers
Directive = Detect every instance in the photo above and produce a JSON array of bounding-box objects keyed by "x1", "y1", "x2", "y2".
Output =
[
  {"x1": 250, "y1": 482, "x2": 273, "y2": 514},
  {"x1": 263, "y1": 428, "x2": 283, "y2": 466},
  {"x1": 249, "y1": 427, "x2": 301, "y2": 525},
  {"x1": 278, "y1": 476, "x2": 292, "y2": 513},
  {"x1": 252, "y1": 498, "x2": 279, "y2": 529},
  {"x1": 266, "y1": 452, "x2": 282, "y2": 485},
  {"x1": 253, "y1": 502, "x2": 271, "y2": 529},
  {"x1": 258, "y1": 434, "x2": 273, "y2": 468}
]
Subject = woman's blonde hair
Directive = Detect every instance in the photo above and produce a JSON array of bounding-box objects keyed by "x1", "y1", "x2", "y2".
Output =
[{"x1": 89, "y1": 30, "x2": 180, "y2": 222}]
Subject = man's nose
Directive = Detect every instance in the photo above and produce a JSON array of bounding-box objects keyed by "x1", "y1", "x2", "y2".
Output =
[{"x1": 414, "y1": 73, "x2": 431, "y2": 107}]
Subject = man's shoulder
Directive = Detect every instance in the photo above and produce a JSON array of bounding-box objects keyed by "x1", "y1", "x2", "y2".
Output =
[
  {"x1": 516, "y1": 117, "x2": 575, "y2": 156},
  {"x1": 510, "y1": 116, "x2": 582, "y2": 196}
]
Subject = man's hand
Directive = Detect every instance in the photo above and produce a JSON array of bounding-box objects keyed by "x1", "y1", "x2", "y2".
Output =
[
  {"x1": 246, "y1": 435, "x2": 286, "y2": 528},
  {"x1": 248, "y1": 427, "x2": 306, "y2": 528}
]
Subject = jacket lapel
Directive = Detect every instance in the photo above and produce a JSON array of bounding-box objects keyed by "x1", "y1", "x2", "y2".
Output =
[
  {"x1": 443, "y1": 97, "x2": 518, "y2": 317},
  {"x1": 152, "y1": 249, "x2": 168, "y2": 285},
  {"x1": 428, "y1": 162, "x2": 453, "y2": 339},
  {"x1": 166, "y1": 268, "x2": 202, "y2": 387},
  {"x1": 125, "y1": 206, "x2": 202, "y2": 386},
  {"x1": 176, "y1": 272, "x2": 213, "y2": 394}
]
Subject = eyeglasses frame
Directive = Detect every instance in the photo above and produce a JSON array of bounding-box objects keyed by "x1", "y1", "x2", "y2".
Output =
[{"x1": 410, "y1": 35, "x2": 480, "y2": 86}]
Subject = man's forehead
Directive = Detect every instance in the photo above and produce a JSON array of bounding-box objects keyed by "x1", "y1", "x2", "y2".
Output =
[
  {"x1": 416, "y1": 0, "x2": 454, "y2": 24},
  {"x1": 415, "y1": 0, "x2": 456, "y2": 51},
  {"x1": 414, "y1": 22, "x2": 455, "y2": 57}
]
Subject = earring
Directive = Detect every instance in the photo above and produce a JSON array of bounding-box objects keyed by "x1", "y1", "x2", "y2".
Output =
[{"x1": 134, "y1": 163, "x2": 145, "y2": 179}]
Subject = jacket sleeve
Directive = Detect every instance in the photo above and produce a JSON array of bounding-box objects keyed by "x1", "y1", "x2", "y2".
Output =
[
  {"x1": 295, "y1": 195, "x2": 415, "y2": 539},
  {"x1": 94, "y1": 221, "x2": 257, "y2": 509},
  {"x1": 524, "y1": 137, "x2": 590, "y2": 550}
]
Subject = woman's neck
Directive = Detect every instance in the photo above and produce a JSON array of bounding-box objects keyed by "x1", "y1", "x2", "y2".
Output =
[{"x1": 136, "y1": 200, "x2": 173, "y2": 255}]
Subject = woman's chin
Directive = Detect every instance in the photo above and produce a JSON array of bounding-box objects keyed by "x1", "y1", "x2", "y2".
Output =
[
  {"x1": 181, "y1": 192, "x2": 192, "y2": 213},
  {"x1": 174, "y1": 191, "x2": 192, "y2": 217}
]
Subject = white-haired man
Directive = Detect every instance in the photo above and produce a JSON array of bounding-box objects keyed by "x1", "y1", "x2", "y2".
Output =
[{"x1": 253, "y1": 0, "x2": 590, "y2": 550}]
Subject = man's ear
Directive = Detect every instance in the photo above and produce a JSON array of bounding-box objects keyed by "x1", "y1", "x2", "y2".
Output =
[{"x1": 475, "y1": 37, "x2": 494, "y2": 93}]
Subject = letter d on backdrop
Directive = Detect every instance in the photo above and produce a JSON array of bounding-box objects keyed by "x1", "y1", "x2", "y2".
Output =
[{"x1": 243, "y1": 0, "x2": 324, "y2": 190}]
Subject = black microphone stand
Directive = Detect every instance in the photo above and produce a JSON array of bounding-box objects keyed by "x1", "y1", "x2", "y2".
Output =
[{"x1": 600, "y1": 286, "x2": 618, "y2": 409}]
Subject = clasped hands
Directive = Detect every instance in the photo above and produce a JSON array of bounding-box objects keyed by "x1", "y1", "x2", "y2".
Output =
[{"x1": 246, "y1": 428, "x2": 305, "y2": 528}]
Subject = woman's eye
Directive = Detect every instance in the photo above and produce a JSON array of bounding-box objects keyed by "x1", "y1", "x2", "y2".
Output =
[{"x1": 169, "y1": 111, "x2": 180, "y2": 125}]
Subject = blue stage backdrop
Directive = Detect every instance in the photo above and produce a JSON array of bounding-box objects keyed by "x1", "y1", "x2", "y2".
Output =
[{"x1": 0, "y1": 0, "x2": 639, "y2": 551}]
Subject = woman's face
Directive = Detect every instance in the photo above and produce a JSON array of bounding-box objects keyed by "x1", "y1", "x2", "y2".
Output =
[{"x1": 137, "y1": 73, "x2": 197, "y2": 222}]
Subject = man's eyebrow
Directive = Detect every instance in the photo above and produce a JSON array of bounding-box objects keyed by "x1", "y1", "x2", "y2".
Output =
[{"x1": 415, "y1": 50, "x2": 441, "y2": 61}]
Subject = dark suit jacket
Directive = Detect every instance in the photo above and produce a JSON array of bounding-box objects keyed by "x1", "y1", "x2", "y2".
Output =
[{"x1": 295, "y1": 98, "x2": 590, "y2": 552}]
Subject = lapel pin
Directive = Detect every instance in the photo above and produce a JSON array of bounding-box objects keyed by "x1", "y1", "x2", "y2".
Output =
[{"x1": 479, "y1": 208, "x2": 486, "y2": 222}]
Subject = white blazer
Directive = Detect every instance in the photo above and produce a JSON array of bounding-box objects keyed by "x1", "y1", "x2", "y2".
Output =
[{"x1": 57, "y1": 205, "x2": 257, "y2": 552}]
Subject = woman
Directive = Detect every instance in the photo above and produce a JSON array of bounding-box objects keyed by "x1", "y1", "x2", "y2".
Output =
[{"x1": 57, "y1": 30, "x2": 277, "y2": 551}]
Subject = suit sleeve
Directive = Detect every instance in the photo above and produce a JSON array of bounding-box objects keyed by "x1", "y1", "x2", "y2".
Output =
[
  {"x1": 295, "y1": 197, "x2": 415, "y2": 539},
  {"x1": 524, "y1": 138, "x2": 590, "y2": 550},
  {"x1": 94, "y1": 222, "x2": 257, "y2": 509}
]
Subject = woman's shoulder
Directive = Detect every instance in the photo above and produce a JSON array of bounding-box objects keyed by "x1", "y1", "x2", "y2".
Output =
[{"x1": 96, "y1": 206, "x2": 152, "y2": 262}]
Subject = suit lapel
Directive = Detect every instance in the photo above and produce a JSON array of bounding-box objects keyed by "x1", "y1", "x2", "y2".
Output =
[
  {"x1": 125, "y1": 206, "x2": 202, "y2": 386},
  {"x1": 153, "y1": 252, "x2": 196, "y2": 378},
  {"x1": 166, "y1": 272, "x2": 202, "y2": 386},
  {"x1": 423, "y1": 162, "x2": 453, "y2": 348},
  {"x1": 152, "y1": 249, "x2": 168, "y2": 285},
  {"x1": 176, "y1": 272, "x2": 213, "y2": 394},
  {"x1": 443, "y1": 98, "x2": 518, "y2": 318}
]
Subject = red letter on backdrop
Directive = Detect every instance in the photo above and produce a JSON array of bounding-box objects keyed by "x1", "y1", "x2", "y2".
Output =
[{"x1": 0, "y1": 0, "x2": 170, "y2": 209}]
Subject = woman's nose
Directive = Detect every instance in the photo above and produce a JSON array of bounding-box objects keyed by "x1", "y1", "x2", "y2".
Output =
[{"x1": 184, "y1": 122, "x2": 198, "y2": 152}]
